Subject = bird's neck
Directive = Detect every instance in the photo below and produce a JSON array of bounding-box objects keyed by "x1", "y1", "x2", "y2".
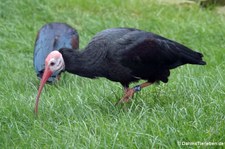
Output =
[{"x1": 61, "y1": 48, "x2": 104, "y2": 78}]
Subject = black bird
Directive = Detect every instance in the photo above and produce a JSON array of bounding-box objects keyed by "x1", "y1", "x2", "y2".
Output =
[
  {"x1": 33, "y1": 22, "x2": 79, "y2": 83},
  {"x1": 35, "y1": 28, "x2": 206, "y2": 113}
]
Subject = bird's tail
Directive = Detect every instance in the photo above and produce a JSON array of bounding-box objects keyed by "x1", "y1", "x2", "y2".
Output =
[
  {"x1": 174, "y1": 42, "x2": 206, "y2": 66},
  {"x1": 181, "y1": 49, "x2": 206, "y2": 65}
]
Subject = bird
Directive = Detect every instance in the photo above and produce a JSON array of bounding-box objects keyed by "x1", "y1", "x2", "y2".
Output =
[
  {"x1": 33, "y1": 22, "x2": 79, "y2": 83},
  {"x1": 34, "y1": 27, "x2": 206, "y2": 114}
]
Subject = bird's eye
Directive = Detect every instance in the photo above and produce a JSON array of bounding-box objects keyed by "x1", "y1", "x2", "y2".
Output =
[{"x1": 50, "y1": 62, "x2": 55, "y2": 66}]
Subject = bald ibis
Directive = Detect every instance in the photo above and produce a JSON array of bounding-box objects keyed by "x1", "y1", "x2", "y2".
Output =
[
  {"x1": 35, "y1": 28, "x2": 206, "y2": 113},
  {"x1": 33, "y1": 22, "x2": 79, "y2": 83}
]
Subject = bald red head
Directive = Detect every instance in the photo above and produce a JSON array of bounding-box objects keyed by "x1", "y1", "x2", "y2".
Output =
[{"x1": 35, "y1": 51, "x2": 65, "y2": 114}]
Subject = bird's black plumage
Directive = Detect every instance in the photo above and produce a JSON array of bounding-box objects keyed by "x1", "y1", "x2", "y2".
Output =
[
  {"x1": 34, "y1": 22, "x2": 79, "y2": 82},
  {"x1": 59, "y1": 28, "x2": 206, "y2": 87}
]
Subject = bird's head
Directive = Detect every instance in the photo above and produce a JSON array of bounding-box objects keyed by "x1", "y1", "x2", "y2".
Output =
[{"x1": 35, "y1": 50, "x2": 65, "y2": 114}]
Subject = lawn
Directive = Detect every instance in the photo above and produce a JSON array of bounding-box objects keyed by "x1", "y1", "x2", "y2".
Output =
[{"x1": 0, "y1": 0, "x2": 224, "y2": 148}]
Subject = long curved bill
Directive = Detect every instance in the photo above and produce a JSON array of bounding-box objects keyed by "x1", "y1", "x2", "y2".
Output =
[{"x1": 34, "y1": 67, "x2": 52, "y2": 114}]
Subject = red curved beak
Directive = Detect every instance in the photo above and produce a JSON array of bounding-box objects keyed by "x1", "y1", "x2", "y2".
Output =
[{"x1": 34, "y1": 67, "x2": 53, "y2": 114}]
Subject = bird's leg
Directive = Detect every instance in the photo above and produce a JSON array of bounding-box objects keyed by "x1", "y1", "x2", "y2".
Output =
[
  {"x1": 115, "y1": 87, "x2": 129, "y2": 106},
  {"x1": 116, "y1": 82, "x2": 152, "y2": 105},
  {"x1": 56, "y1": 75, "x2": 61, "y2": 81}
]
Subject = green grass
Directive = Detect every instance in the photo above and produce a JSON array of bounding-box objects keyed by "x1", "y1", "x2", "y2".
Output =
[{"x1": 0, "y1": 0, "x2": 225, "y2": 148}]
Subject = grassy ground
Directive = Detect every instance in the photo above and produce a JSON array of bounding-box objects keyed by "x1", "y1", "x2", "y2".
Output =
[{"x1": 0, "y1": 0, "x2": 225, "y2": 148}]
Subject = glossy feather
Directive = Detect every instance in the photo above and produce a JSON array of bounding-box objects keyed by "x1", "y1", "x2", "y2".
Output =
[{"x1": 59, "y1": 28, "x2": 206, "y2": 87}]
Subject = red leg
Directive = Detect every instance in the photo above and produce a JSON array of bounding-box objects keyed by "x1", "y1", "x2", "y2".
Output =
[
  {"x1": 56, "y1": 75, "x2": 61, "y2": 81},
  {"x1": 115, "y1": 82, "x2": 153, "y2": 105}
]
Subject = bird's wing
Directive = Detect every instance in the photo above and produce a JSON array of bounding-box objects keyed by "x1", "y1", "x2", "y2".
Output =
[
  {"x1": 119, "y1": 33, "x2": 205, "y2": 71},
  {"x1": 33, "y1": 30, "x2": 55, "y2": 75}
]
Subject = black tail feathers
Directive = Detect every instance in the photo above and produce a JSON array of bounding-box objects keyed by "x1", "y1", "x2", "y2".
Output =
[
  {"x1": 194, "y1": 52, "x2": 206, "y2": 65},
  {"x1": 181, "y1": 49, "x2": 206, "y2": 66},
  {"x1": 195, "y1": 52, "x2": 206, "y2": 65}
]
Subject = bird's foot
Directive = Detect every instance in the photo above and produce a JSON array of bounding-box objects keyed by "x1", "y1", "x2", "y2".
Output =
[{"x1": 115, "y1": 88, "x2": 135, "y2": 105}]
